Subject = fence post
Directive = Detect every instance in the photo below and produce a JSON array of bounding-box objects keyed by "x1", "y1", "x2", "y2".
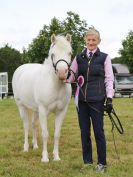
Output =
[{"x1": 0, "y1": 81, "x2": 2, "y2": 100}]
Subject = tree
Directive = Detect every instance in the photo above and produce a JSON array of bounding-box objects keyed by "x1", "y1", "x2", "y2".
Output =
[
  {"x1": 112, "y1": 56, "x2": 122, "y2": 64},
  {"x1": 26, "y1": 25, "x2": 50, "y2": 63},
  {"x1": 23, "y1": 11, "x2": 88, "y2": 63},
  {"x1": 0, "y1": 44, "x2": 22, "y2": 81},
  {"x1": 25, "y1": 17, "x2": 65, "y2": 63},
  {"x1": 63, "y1": 11, "x2": 88, "y2": 57},
  {"x1": 119, "y1": 30, "x2": 133, "y2": 73}
]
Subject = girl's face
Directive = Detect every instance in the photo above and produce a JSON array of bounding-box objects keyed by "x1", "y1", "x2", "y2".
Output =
[{"x1": 85, "y1": 34, "x2": 101, "y2": 51}]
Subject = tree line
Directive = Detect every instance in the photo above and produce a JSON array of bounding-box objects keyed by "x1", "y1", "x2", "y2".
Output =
[{"x1": 0, "y1": 11, "x2": 133, "y2": 81}]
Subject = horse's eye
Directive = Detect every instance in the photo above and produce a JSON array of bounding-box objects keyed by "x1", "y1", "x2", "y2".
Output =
[
  {"x1": 69, "y1": 52, "x2": 72, "y2": 56},
  {"x1": 68, "y1": 52, "x2": 72, "y2": 60},
  {"x1": 51, "y1": 53, "x2": 55, "y2": 59}
]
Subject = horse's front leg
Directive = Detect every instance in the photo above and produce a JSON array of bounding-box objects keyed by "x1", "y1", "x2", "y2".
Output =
[
  {"x1": 53, "y1": 107, "x2": 67, "y2": 161},
  {"x1": 39, "y1": 105, "x2": 49, "y2": 162},
  {"x1": 32, "y1": 111, "x2": 39, "y2": 149}
]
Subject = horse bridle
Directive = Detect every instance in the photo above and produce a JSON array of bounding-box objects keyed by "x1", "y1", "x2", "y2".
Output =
[{"x1": 51, "y1": 53, "x2": 71, "y2": 72}]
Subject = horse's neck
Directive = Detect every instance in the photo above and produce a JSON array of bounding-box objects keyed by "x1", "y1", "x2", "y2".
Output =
[{"x1": 43, "y1": 56, "x2": 52, "y2": 66}]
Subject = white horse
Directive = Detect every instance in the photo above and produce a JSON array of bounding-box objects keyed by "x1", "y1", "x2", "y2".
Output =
[{"x1": 12, "y1": 34, "x2": 72, "y2": 162}]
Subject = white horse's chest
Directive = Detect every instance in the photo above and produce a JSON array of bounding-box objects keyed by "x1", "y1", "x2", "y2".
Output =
[
  {"x1": 35, "y1": 81, "x2": 71, "y2": 112},
  {"x1": 48, "y1": 99, "x2": 65, "y2": 112}
]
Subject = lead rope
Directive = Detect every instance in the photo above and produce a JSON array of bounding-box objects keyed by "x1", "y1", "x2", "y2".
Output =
[
  {"x1": 112, "y1": 128, "x2": 120, "y2": 161},
  {"x1": 107, "y1": 108, "x2": 124, "y2": 161}
]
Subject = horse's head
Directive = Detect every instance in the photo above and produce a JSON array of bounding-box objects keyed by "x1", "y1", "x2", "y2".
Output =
[{"x1": 49, "y1": 34, "x2": 72, "y2": 80}]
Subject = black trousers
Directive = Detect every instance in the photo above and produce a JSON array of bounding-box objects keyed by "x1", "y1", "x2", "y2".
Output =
[{"x1": 78, "y1": 100, "x2": 106, "y2": 165}]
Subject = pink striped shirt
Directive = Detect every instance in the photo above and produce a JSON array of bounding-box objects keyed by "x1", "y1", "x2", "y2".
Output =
[{"x1": 68, "y1": 48, "x2": 114, "y2": 98}]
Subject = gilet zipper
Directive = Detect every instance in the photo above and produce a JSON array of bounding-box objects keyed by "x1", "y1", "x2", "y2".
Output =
[{"x1": 85, "y1": 59, "x2": 92, "y2": 101}]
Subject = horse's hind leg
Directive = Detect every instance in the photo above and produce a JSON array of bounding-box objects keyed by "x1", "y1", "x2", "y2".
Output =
[
  {"x1": 18, "y1": 105, "x2": 29, "y2": 152},
  {"x1": 32, "y1": 111, "x2": 39, "y2": 149}
]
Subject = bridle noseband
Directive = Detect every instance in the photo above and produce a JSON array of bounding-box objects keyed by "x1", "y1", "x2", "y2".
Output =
[{"x1": 51, "y1": 54, "x2": 71, "y2": 72}]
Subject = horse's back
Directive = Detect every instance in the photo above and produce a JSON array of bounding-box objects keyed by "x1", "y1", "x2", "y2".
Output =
[
  {"x1": 13, "y1": 63, "x2": 40, "y2": 81},
  {"x1": 12, "y1": 63, "x2": 42, "y2": 109},
  {"x1": 13, "y1": 63, "x2": 42, "y2": 90}
]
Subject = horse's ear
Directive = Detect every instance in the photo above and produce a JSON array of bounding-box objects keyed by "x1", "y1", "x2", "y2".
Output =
[
  {"x1": 66, "y1": 34, "x2": 71, "y2": 43},
  {"x1": 51, "y1": 34, "x2": 56, "y2": 43}
]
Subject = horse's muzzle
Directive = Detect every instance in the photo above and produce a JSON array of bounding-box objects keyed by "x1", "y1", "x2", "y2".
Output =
[{"x1": 56, "y1": 68, "x2": 68, "y2": 80}]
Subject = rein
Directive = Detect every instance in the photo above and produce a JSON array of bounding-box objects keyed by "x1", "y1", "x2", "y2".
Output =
[
  {"x1": 105, "y1": 108, "x2": 124, "y2": 134},
  {"x1": 105, "y1": 108, "x2": 124, "y2": 160}
]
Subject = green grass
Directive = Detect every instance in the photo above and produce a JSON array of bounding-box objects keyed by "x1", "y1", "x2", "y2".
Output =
[{"x1": 0, "y1": 98, "x2": 133, "y2": 177}]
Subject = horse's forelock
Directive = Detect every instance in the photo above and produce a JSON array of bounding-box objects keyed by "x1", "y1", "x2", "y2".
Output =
[
  {"x1": 52, "y1": 36, "x2": 72, "y2": 51},
  {"x1": 48, "y1": 35, "x2": 72, "y2": 67}
]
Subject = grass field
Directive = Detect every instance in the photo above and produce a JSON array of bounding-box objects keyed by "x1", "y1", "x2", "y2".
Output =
[{"x1": 0, "y1": 98, "x2": 133, "y2": 177}]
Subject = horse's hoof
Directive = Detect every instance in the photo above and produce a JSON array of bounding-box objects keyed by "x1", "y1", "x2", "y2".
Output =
[
  {"x1": 53, "y1": 157, "x2": 61, "y2": 161},
  {"x1": 24, "y1": 144, "x2": 29, "y2": 152},
  {"x1": 23, "y1": 149, "x2": 28, "y2": 152},
  {"x1": 33, "y1": 144, "x2": 39, "y2": 149},
  {"x1": 41, "y1": 158, "x2": 49, "y2": 163}
]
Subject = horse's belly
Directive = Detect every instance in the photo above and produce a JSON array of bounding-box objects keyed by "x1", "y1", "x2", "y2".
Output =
[{"x1": 15, "y1": 90, "x2": 37, "y2": 110}]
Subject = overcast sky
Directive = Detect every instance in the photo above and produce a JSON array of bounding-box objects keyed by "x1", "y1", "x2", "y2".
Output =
[{"x1": 0, "y1": 0, "x2": 133, "y2": 58}]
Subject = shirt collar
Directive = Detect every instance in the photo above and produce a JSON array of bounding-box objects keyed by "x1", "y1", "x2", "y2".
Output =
[{"x1": 87, "y1": 48, "x2": 97, "y2": 57}]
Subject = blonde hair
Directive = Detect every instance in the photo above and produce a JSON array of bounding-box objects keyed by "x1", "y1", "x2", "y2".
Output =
[{"x1": 84, "y1": 26, "x2": 101, "y2": 40}]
